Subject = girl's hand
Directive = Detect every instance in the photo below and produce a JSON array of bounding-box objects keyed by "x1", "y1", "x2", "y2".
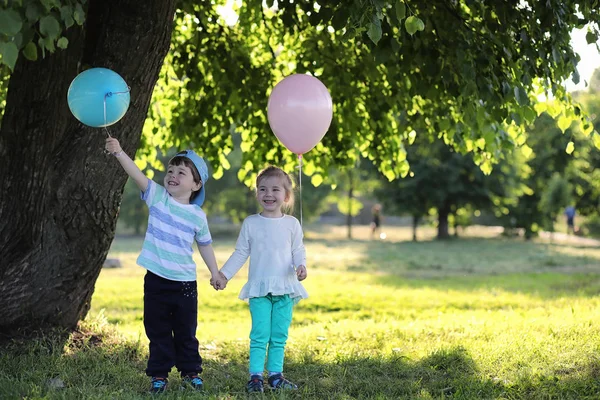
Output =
[
  {"x1": 210, "y1": 271, "x2": 228, "y2": 290},
  {"x1": 105, "y1": 137, "x2": 123, "y2": 156},
  {"x1": 296, "y1": 265, "x2": 307, "y2": 281}
]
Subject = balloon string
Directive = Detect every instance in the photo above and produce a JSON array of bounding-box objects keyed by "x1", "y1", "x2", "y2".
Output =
[
  {"x1": 297, "y1": 154, "x2": 303, "y2": 227},
  {"x1": 103, "y1": 86, "x2": 131, "y2": 138},
  {"x1": 103, "y1": 93, "x2": 112, "y2": 138}
]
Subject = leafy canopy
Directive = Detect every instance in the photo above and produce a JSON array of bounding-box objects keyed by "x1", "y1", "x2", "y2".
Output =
[{"x1": 1, "y1": 0, "x2": 598, "y2": 182}]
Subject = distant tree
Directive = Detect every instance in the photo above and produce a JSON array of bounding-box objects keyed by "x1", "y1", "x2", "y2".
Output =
[
  {"x1": 501, "y1": 113, "x2": 573, "y2": 238},
  {"x1": 569, "y1": 68, "x2": 600, "y2": 217},
  {"x1": 378, "y1": 134, "x2": 526, "y2": 240}
]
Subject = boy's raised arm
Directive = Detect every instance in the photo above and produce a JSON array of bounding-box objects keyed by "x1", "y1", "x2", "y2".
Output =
[{"x1": 105, "y1": 137, "x2": 148, "y2": 192}]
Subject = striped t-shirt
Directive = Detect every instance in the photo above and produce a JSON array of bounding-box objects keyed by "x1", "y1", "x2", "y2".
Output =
[{"x1": 136, "y1": 179, "x2": 212, "y2": 281}]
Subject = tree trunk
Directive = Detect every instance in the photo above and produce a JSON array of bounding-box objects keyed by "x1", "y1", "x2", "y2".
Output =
[
  {"x1": 346, "y1": 170, "x2": 354, "y2": 240},
  {"x1": 452, "y1": 212, "x2": 459, "y2": 237},
  {"x1": 0, "y1": 0, "x2": 176, "y2": 333},
  {"x1": 437, "y1": 203, "x2": 450, "y2": 239},
  {"x1": 411, "y1": 215, "x2": 419, "y2": 242}
]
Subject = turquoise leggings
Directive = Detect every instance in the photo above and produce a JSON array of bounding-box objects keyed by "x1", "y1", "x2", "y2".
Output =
[{"x1": 248, "y1": 294, "x2": 294, "y2": 374}]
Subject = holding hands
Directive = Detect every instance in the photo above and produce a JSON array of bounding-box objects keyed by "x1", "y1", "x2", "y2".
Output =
[{"x1": 211, "y1": 271, "x2": 228, "y2": 290}]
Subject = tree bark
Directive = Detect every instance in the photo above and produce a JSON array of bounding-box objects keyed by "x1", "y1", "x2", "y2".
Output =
[
  {"x1": 411, "y1": 215, "x2": 419, "y2": 242},
  {"x1": 437, "y1": 203, "x2": 450, "y2": 239},
  {"x1": 346, "y1": 171, "x2": 353, "y2": 240},
  {"x1": 0, "y1": 0, "x2": 176, "y2": 333}
]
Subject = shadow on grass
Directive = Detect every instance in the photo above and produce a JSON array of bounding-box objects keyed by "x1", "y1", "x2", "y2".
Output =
[
  {"x1": 2, "y1": 336, "x2": 599, "y2": 400},
  {"x1": 312, "y1": 236, "x2": 600, "y2": 299}
]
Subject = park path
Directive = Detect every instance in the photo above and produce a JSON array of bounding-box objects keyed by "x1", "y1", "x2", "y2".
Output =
[{"x1": 538, "y1": 231, "x2": 600, "y2": 246}]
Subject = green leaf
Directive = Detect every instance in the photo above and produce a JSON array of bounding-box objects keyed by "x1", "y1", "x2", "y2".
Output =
[
  {"x1": 521, "y1": 144, "x2": 533, "y2": 158},
  {"x1": 586, "y1": 30, "x2": 597, "y2": 44},
  {"x1": 404, "y1": 16, "x2": 424, "y2": 35},
  {"x1": 40, "y1": 0, "x2": 61, "y2": 11},
  {"x1": 384, "y1": 168, "x2": 395, "y2": 181},
  {"x1": 60, "y1": 5, "x2": 75, "y2": 28},
  {"x1": 557, "y1": 114, "x2": 572, "y2": 132},
  {"x1": 38, "y1": 36, "x2": 55, "y2": 53},
  {"x1": 22, "y1": 41, "x2": 38, "y2": 60},
  {"x1": 0, "y1": 9, "x2": 23, "y2": 36},
  {"x1": 74, "y1": 4, "x2": 85, "y2": 25},
  {"x1": 546, "y1": 102, "x2": 562, "y2": 118},
  {"x1": 13, "y1": 32, "x2": 23, "y2": 48},
  {"x1": 572, "y1": 67, "x2": 581, "y2": 84},
  {"x1": 311, "y1": 174, "x2": 323, "y2": 187},
  {"x1": 475, "y1": 137, "x2": 486, "y2": 149},
  {"x1": 211, "y1": 167, "x2": 223, "y2": 180},
  {"x1": 398, "y1": 160, "x2": 410, "y2": 177},
  {"x1": 40, "y1": 15, "x2": 61, "y2": 39},
  {"x1": 522, "y1": 106, "x2": 536, "y2": 123},
  {"x1": 367, "y1": 18, "x2": 382, "y2": 45},
  {"x1": 480, "y1": 160, "x2": 493, "y2": 175},
  {"x1": 565, "y1": 141, "x2": 574, "y2": 155},
  {"x1": 395, "y1": 1, "x2": 406, "y2": 22},
  {"x1": 533, "y1": 102, "x2": 547, "y2": 115},
  {"x1": 57, "y1": 37, "x2": 68, "y2": 49},
  {"x1": 514, "y1": 86, "x2": 528, "y2": 105},
  {"x1": 593, "y1": 132, "x2": 600, "y2": 150},
  {"x1": 25, "y1": 3, "x2": 44, "y2": 22},
  {"x1": 582, "y1": 122, "x2": 594, "y2": 135},
  {"x1": 0, "y1": 40, "x2": 19, "y2": 70}
]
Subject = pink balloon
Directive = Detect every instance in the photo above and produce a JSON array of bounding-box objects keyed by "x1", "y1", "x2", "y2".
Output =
[{"x1": 267, "y1": 74, "x2": 333, "y2": 154}]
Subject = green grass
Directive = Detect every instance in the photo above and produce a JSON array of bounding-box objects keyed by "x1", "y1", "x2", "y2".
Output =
[{"x1": 1, "y1": 225, "x2": 600, "y2": 399}]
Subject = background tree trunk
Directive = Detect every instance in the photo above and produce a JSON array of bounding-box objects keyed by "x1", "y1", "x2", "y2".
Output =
[
  {"x1": 411, "y1": 215, "x2": 419, "y2": 242},
  {"x1": 437, "y1": 203, "x2": 450, "y2": 239},
  {"x1": 346, "y1": 170, "x2": 354, "y2": 240},
  {"x1": 0, "y1": 0, "x2": 176, "y2": 333}
]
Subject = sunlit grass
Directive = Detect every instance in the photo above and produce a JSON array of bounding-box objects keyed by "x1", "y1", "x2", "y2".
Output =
[{"x1": 2, "y1": 225, "x2": 600, "y2": 398}]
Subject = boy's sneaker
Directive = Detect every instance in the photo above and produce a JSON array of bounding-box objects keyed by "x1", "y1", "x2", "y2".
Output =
[
  {"x1": 181, "y1": 374, "x2": 203, "y2": 391},
  {"x1": 268, "y1": 373, "x2": 298, "y2": 390},
  {"x1": 149, "y1": 377, "x2": 168, "y2": 394},
  {"x1": 246, "y1": 375, "x2": 264, "y2": 393}
]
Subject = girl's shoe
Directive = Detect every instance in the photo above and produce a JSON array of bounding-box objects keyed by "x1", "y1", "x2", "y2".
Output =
[
  {"x1": 268, "y1": 373, "x2": 298, "y2": 390},
  {"x1": 149, "y1": 377, "x2": 168, "y2": 394},
  {"x1": 181, "y1": 374, "x2": 203, "y2": 391},
  {"x1": 246, "y1": 375, "x2": 264, "y2": 393}
]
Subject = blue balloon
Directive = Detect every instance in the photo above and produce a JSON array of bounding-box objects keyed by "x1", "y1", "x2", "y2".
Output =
[{"x1": 67, "y1": 68, "x2": 131, "y2": 128}]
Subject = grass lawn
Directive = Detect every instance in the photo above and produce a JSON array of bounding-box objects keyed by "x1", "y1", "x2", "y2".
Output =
[{"x1": 1, "y1": 224, "x2": 599, "y2": 399}]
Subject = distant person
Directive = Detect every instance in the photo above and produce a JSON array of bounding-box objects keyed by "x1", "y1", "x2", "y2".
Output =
[
  {"x1": 371, "y1": 204, "x2": 382, "y2": 239},
  {"x1": 565, "y1": 205, "x2": 576, "y2": 235}
]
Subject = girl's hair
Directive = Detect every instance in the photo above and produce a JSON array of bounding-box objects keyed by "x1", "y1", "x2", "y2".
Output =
[
  {"x1": 256, "y1": 166, "x2": 295, "y2": 214},
  {"x1": 169, "y1": 156, "x2": 202, "y2": 201}
]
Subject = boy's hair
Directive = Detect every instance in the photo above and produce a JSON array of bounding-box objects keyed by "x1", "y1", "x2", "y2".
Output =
[
  {"x1": 169, "y1": 156, "x2": 202, "y2": 201},
  {"x1": 256, "y1": 166, "x2": 295, "y2": 214}
]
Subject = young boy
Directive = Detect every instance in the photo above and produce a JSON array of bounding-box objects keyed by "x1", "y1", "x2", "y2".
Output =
[{"x1": 106, "y1": 137, "x2": 221, "y2": 393}]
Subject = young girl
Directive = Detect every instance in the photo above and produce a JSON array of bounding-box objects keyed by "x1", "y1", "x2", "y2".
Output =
[
  {"x1": 212, "y1": 166, "x2": 308, "y2": 393},
  {"x1": 105, "y1": 137, "x2": 222, "y2": 394}
]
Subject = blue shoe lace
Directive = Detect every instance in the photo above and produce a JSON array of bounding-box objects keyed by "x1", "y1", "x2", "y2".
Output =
[
  {"x1": 268, "y1": 374, "x2": 298, "y2": 390},
  {"x1": 150, "y1": 377, "x2": 167, "y2": 393},
  {"x1": 183, "y1": 375, "x2": 203, "y2": 390},
  {"x1": 247, "y1": 375, "x2": 264, "y2": 393}
]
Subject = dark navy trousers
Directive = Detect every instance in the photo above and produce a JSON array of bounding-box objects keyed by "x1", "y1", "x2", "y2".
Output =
[{"x1": 143, "y1": 271, "x2": 202, "y2": 378}]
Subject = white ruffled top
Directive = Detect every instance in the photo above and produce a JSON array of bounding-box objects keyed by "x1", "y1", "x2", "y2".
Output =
[{"x1": 220, "y1": 214, "x2": 308, "y2": 303}]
